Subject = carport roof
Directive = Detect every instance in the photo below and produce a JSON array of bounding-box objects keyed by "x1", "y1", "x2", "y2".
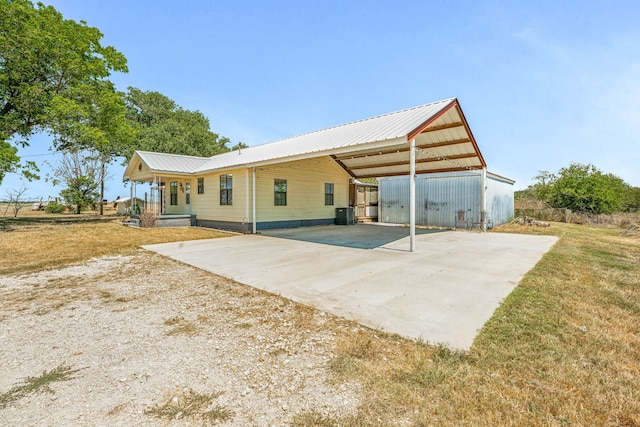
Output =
[{"x1": 124, "y1": 97, "x2": 487, "y2": 180}]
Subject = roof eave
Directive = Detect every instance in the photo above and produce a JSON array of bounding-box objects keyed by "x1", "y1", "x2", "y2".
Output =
[{"x1": 193, "y1": 136, "x2": 409, "y2": 174}]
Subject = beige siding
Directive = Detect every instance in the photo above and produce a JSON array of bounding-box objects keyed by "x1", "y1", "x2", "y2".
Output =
[
  {"x1": 150, "y1": 157, "x2": 349, "y2": 224},
  {"x1": 254, "y1": 157, "x2": 349, "y2": 222},
  {"x1": 189, "y1": 168, "x2": 250, "y2": 222}
]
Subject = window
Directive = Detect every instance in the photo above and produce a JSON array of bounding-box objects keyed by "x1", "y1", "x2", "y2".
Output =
[
  {"x1": 274, "y1": 179, "x2": 287, "y2": 206},
  {"x1": 324, "y1": 183, "x2": 334, "y2": 206},
  {"x1": 220, "y1": 174, "x2": 232, "y2": 205},
  {"x1": 185, "y1": 181, "x2": 191, "y2": 205},
  {"x1": 170, "y1": 181, "x2": 178, "y2": 205},
  {"x1": 197, "y1": 177, "x2": 204, "y2": 194}
]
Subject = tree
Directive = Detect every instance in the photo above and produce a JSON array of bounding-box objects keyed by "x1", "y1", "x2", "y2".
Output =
[
  {"x1": 3, "y1": 183, "x2": 28, "y2": 217},
  {"x1": 621, "y1": 185, "x2": 640, "y2": 212},
  {"x1": 52, "y1": 81, "x2": 136, "y2": 214},
  {"x1": 123, "y1": 87, "x2": 230, "y2": 159},
  {"x1": 231, "y1": 142, "x2": 248, "y2": 151},
  {"x1": 51, "y1": 150, "x2": 102, "y2": 214},
  {"x1": 0, "y1": 0, "x2": 128, "y2": 184},
  {"x1": 526, "y1": 163, "x2": 627, "y2": 214}
]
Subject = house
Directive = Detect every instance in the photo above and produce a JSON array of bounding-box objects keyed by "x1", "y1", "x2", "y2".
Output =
[
  {"x1": 123, "y1": 98, "x2": 507, "y2": 246},
  {"x1": 112, "y1": 196, "x2": 144, "y2": 216}
]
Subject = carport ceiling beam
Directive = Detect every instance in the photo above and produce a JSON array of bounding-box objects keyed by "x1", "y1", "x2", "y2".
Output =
[
  {"x1": 346, "y1": 153, "x2": 478, "y2": 170},
  {"x1": 356, "y1": 166, "x2": 475, "y2": 179},
  {"x1": 333, "y1": 138, "x2": 471, "y2": 161},
  {"x1": 330, "y1": 155, "x2": 357, "y2": 178},
  {"x1": 420, "y1": 121, "x2": 464, "y2": 133}
]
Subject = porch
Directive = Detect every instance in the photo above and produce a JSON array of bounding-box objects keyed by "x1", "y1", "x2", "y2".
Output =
[{"x1": 127, "y1": 214, "x2": 193, "y2": 228}]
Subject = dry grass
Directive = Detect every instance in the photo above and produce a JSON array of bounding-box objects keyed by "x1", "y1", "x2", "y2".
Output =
[
  {"x1": 144, "y1": 388, "x2": 234, "y2": 424},
  {"x1": 312, "y1": 222, "x2": 640, "y2": 426},
  {"x1": 0, "y1": 219, "x2": 230, "y2": 275},
  {"x1": 2, "y1": 216, "x2": 638, "y2": 425},
  {"x1": 164, "y1": 316, "x2": 199, "y2": 336}
]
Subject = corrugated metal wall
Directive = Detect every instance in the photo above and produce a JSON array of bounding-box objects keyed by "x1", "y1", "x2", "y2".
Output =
[
  {"x1": 486, "y1": 174, "x2": 515, "y2": 226},
  {"x1": 379, "y1": 171, "x2": 514, "y2": 228}
]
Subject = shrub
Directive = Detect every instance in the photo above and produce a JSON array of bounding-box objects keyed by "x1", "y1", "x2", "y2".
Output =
[
  {"x1": 44, "y1": 202, "x2": 66, "y2": 214},
  {"x1": 139, "y1": 210, "x2": 157, "y2": 228}
]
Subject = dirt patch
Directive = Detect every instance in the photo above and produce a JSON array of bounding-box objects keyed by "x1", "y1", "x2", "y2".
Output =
[{"x1": 0, "y1": 251, "x2": 361, "y2": 425}]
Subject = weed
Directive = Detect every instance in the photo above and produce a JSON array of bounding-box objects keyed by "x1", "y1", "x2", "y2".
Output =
[
  {"x1": 235, "y1": 322, "x2": 252, "y2": 329},
  {"x1": 0, "y1": 364, "x2": 81, "y2": 409},
  {"x1": 164, "y1": 316, "x2": 198, "y2": 336},
  {"x1": 99, "y1": 290, "x2": 114, "y2": 300},
  {"x1": 106, "y1": 403, "x2": 127, "y2": 416},
  {"x1": 164, "y1": 316, "x2": 184, "y2": 326},
  {"x1": 269, "y1": 348, "x2": 287, "y2": 357},
  {"x1": 328, "y1": 355, "x2": 359, "y2": 376},
  {"x1": 340, "y1": 330, "x2": 378, "y2": 359},
  {"x1": 145, "y1": 388, "x2": 233, "y2": 424},
  {"x1": 392, "y1": 358, "x2": 446, "y2": 388},
  {"x1": 291, "y1": 409, "x2": 339, "y2": 427}
]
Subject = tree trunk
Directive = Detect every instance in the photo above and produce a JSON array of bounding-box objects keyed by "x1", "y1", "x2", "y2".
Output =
[{"x1": 100, "y1": 158, "x2": 105, "y2": 215}]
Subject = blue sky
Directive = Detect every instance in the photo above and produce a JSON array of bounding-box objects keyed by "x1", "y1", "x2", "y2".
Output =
[{"x1": 3, "y1": 0, "x2": 639, "y2": 201}]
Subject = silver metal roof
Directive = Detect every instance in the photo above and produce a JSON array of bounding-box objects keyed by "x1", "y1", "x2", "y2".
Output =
[
  {"x1": 134, "y1": 151, "x2": 211, "y2": 174},
  {"x1": 125, "y1": 97, "x2": 487, "y2": 181},
  {"x1": 193, "y1": 98, "x2": 457, "y2": 174}
]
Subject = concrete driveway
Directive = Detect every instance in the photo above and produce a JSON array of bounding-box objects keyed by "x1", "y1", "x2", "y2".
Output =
[{"x1": 143, "y1": 224, "x2": 557, "y2": 350}]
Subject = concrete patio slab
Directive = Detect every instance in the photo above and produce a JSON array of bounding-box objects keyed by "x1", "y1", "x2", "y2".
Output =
[{"x1": 143, "y1": 225, "x2": 557, "y2": 350}]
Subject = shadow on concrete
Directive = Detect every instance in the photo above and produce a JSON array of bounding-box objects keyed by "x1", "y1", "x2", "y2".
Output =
[{"x1": 260, "y1": 223, "x2": 446, "y2": 249}]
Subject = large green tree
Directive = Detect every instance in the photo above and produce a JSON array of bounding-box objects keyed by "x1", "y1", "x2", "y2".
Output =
[
  {"x1": 124, "y1": 87, "x2": 231, "y2": 159},
  {"x1": 0, "y1": 0, "x2": 128, "y2": 184},
  {"x1": 621, "y1": 185, "x2": 640, "y2": 212},
  {"x1": 51, "y1": 149, "x2": 102, "y2": 214},
  {"x1": 526, "y1": 163, "x2": 628, "y2": 214}
]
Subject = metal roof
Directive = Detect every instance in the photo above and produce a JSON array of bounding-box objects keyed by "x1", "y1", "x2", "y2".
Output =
[
  {"x1": 129, "y1": 151, "x2": 211, "y2": 175},
  {"x1": 124, "y1": 97, "x2": 487, "y2": 180}
]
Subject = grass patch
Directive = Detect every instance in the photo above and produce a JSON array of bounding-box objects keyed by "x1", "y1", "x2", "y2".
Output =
[
  {"x1": 0, "y1": 364, "x2": 81, "y2": 409},
  {"x1": 164, "y1": 316, "x2": 198, "y2": 336},
  {"x1": 144, "y1": 388, "x2": 233, "y2": 424},
  {"x1": 291, "y1": 409, "x2": 340, "y2": 427},
  {"x1": 0, "y1": 220, "x2": 229, "y2": 276},
  {"x1": 326, "y1": 222, "x2": 640, "y2": 425}
]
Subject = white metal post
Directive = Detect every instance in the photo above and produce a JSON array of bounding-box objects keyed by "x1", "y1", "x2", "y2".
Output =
[
  {"x1": 245, "y1": 168, "x2": 249, "y2": 227},
  {"x1": 252, "y1": 167, "x2": 257, "y2": 234},
  {"x1": 130, "y1": 181, "x2": 134, "y2": 215},
  {"x1": 410, "y1": 138, "x2": 416, "y2": 252},
  {"x1": 481, "y1": 167, "x2": 487, "y2": 232}
]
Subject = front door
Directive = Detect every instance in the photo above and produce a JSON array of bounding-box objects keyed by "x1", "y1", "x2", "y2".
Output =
[{"x1": 184, "y1": 180, "x2": 191, "y2": 215}]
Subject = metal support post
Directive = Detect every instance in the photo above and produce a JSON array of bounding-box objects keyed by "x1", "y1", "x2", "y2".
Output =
[{"x1": 410, "y1": 138, "x2": 416, "y2": 252}]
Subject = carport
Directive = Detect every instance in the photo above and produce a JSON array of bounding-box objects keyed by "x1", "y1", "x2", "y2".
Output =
[
  {"x1": 144, "y1": 225, "x2": 557, "y2": 349},
  {"x1": 303, "y1": 97, "x2": 487, "y2": 251}
]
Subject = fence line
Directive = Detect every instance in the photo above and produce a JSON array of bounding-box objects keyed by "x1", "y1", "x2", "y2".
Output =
[{"x1": 514, "y1": 208, "x2": 571, "y2": 223}]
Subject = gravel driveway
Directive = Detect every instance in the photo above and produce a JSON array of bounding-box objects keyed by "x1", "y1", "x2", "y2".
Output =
[{"x1": 0, "y1": 251, "x2": 361, "y2": 426}]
